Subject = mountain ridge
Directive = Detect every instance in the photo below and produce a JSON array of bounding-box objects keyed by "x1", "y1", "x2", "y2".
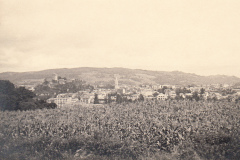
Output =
[{"x1": 0, "y1": 67, "x2": 239, "y2": 86}]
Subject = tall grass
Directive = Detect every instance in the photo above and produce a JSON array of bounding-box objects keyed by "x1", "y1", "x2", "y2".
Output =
[{"x1": 0, "y1": 100, "x2": 239, "y2": 159}]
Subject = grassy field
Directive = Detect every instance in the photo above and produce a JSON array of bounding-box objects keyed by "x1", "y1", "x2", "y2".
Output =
[{"x1": 0, "y1": 100, "x2": 239, "y2": 160}]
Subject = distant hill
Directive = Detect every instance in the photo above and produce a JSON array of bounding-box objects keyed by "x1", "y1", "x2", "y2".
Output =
[{"x1": 0, "y1": 67, "x2": 240, "y2": 86}]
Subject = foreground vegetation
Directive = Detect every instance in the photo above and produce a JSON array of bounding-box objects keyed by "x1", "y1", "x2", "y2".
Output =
[
  {"x1": 0, "y1": 101, "x2": 239, "y2": 159},
  {"x1": 0, "y1": 80, "x2": 57, "y2": 111}
]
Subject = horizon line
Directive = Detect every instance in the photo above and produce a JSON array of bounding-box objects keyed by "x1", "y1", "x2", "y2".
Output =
[{"x1": 0, "y1": 66, "x2": 239, "y2": 78}]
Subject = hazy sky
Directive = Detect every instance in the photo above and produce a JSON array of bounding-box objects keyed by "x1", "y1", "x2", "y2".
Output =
[{"x1": 1, "y1": 0, "x2": 240, "y2": 77}]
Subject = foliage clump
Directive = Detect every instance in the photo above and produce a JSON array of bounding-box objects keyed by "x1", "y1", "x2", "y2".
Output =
[{"x1": 0, "y1": 80, "x2": 56, "y2": 111}]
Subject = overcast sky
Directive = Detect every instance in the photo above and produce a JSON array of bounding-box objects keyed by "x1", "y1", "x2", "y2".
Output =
[{"x1": 0, "y1": 0, "x2": 240, "y2": 77}]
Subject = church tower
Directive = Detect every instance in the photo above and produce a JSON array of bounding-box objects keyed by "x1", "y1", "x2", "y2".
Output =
[{"x1": 53, "y1": 73, "x2": 58, "y2": 81}]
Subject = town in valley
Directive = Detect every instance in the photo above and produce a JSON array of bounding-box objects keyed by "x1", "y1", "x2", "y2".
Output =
[{"x1": 16, "y1": 73, "x2": 240, "y2": 108}]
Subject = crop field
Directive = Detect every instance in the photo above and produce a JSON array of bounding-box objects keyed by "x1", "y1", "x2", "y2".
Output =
[{"x1": 0, "y1": 101, "x2": 240, "y2": 160}]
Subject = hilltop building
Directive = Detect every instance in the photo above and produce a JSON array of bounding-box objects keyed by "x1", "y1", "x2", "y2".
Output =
[{"x1": 54, "y1": 73, "x2": 58, "y2": 81}]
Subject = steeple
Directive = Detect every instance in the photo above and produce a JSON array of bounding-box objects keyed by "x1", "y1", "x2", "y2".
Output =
[{"x1": 53, "y1": 73, "x2": 58, "y2": 81}]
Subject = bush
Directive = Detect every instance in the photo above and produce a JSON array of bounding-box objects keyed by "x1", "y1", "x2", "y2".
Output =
[
  {"x1": 18, "y1": 101, "x2": 38, "y2": 111},
  {"x1": 0, "y1": 94, "x2": 17, "y2": 111},
  {"x1": 0, "y1": 80, "x2": 57, "y2": 111}
]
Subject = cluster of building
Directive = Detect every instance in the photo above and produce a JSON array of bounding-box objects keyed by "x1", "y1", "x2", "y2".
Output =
[
  {"x1": 44, "y1": 75, "x2": 240, "y2": 107},
  {"x1": 44, "y1": 73, "x2": 76, "y2": 87}
]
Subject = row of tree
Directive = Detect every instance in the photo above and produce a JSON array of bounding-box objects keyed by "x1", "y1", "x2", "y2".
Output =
[
  {"x1": 0, "y1": 80, "x2": 57, "y2": 111},
  {"x1": 93, "y1": 91, "x2": 229, "y2": 104},
  {"x1": 93, "y1": 93, "x2": 145, "y2": 104}
]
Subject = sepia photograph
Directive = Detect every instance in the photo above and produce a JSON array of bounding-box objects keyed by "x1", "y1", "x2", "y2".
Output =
[{"x1": 0, "y1": 0, "x2": 240, "y2": 159}]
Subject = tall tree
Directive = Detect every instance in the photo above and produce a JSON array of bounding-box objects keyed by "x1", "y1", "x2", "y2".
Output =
[
  {"x1": 0, "y1": 80, "x2": 15, "y2": 95},
  {"x1": 116, "y1": 94, "x2": 122, "y2": 104},
  {"x1": 192, "y1": 91, "x2": 200, "y2": 101},
  {"x1": 107, "y1": 94, "x2": 112, "y2": 103},
  {"x1": 16, "y1": 87, "x2": 36, "y2": 101},
  {"x1": 200, "y1": 88, "x2": 205, "y2": 95},
  {"x1": 138, "y1": 94, "x2": 144, "y2": 101},
  {"x1": 94, "y1": 94, "x2": 99, "y2": 104}
]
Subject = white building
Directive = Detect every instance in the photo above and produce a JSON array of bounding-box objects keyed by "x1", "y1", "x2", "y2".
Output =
[
  {"x1": 79, "y1": 94, "x2": 94, "y2": 104},
  {"x1": 157, "y1": 93, "x2": 168, "y2": 100},
  {"x1": 141, "y1": 89, "x2": 154, "y2": 97},
  {"x1": 47, "y1": 93, "x2": 79, "y2": 107}
]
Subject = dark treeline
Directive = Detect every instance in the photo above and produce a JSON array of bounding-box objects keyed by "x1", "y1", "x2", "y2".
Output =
[{"x1": 0, "y1": 80, "x2": 56, "y2": 111}]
